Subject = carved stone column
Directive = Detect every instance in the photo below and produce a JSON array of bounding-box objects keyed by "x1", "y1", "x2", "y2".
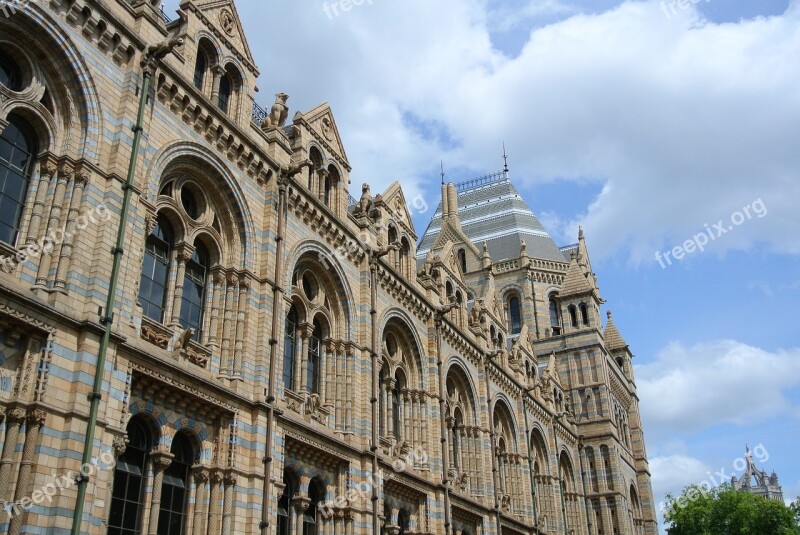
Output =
[
  {"x1": 0, "y1": 408, "x2": 26, "y2": 501},
  {"x1": 169, "y1": 245, "x2": 194, "y2": 328},
  {"x1": 207, "y1": 269, "x2": 226, "y2": 348},
  {"x1": 297, "y1": 324, "x2": 313, "y2": 393},
  {"x1": 207, "y1": 470, "x2": 224, "y2": 535},
  {"x1": 292, "y1": 495, "x2": 311, "y2": 534},
  {"x1": 35, "y1": 166, "x2": 72, "y2": 287},
  {"x1": 221, "y1": 472, "x2": 237, "y2": 535},
  {"x1": 219, "y1": 273, "x2": 237, "y2": 375},
  {"x1": 8, "y1": 409, "x2": 46, "y2": 535},
  {"x1": 54, "y1": 169, "x2": 89, "y2": 291},
  {"x1": 25, "y1": 159, "x2": 57, "y2": 245},
  {"x1": 191, "y1": 466, "x2": 210, "y2": 535},
  {"x1": 232, "y1": 276, "x2": 249, "y2": 379},
  {"x1": 147, "y1": 450, "x2": 174, "y2": 535},
  {"x1": 210, "y1": 65, "x2": 224, "y2": 103}
]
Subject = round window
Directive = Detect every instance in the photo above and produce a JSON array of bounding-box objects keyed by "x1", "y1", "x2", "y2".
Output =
[{"x1": 181, "y1": 184, "x2": 202, "y2": 219}]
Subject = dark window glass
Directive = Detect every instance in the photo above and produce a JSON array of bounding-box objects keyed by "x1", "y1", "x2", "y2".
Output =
[
  {"x1": 108, "y1": 418, "x2": 151, "y2": 535},
  {"x1": 0, "y1": 115, "x2": 36, "y2": 245},
  {"x1": 218, "y1": 75, "x2": 231, "y2": 113},
  {"x1": 283, "y1": 307, "x2": 297, "y2": 391},
  {"x1": 193, "y1": 51, "x2": 206, "y2": 90},
  {"x1": 323, "y1": 176, "x2": 331, "y2": 206},
  {"x1": 181, "y1": 186, "x2": 200, "y2": 219},
  {"x1": 508, "y1": 296, "x2": 522, "y2": 334},
  {"x1": 277, "y1": 471, "x2": 296, "y2": 535},
  {"x1": 580, "y1": 303, "x2": 590, "y2": 325},
  {"x1": 549, "y1": 297, "x2": 561, "y2": 335},
  {"x1": 307, "y1": 321, "x2": 322, "y2": 394},
  {"x1": 568, "y1": 305, "x2": 578, "y2": 328},
  {"x1": 138, "y1": 216, "x2": 173, "y2": 322},
  {"x1": 458, "y1": 249, "x2": 467, "y2": 274},
  {"x1": 179, "y1": 243, "x2": 209, "y2": 341},
  {"x1": 0, "y1": 55, "x2": 22, "y2": 92},
  {"x1": 303, "y1": 481, "x2": 325, "y2": 535},
  {"x1": 391, "y1": 379, "x2": 401, "y2": 439},
  {"x1": 158, "y1": 433, "x2": 193, "y2": 535}
]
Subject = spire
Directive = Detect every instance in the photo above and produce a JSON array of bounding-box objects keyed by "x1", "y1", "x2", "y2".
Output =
[
  {"x1": 561, "y1": 251, "x2": 594, "y2": 297},
  {"x1": 502, "y1": 143, "x2": 510, "y2": 176},
  {"x1": 604, "y1": 310, "x2": 629, "y2": 352},
  {"x1": 441, "y1": 160, "x2": 445, "y2": 185}
]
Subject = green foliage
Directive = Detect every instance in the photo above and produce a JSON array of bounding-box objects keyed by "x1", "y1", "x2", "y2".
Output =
[{"x1": 663, "y1": 485, "x2": 800, "y2": 535}]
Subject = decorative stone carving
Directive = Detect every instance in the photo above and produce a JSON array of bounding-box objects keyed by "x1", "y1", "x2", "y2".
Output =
[{"x1": 261, "y1": 93, "x2": 289, "y2": 130}]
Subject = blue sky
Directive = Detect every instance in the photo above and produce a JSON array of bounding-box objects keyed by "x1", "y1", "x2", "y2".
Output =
[{"x1": 166, "y1": 0, "x2": 800, "y2": 529}]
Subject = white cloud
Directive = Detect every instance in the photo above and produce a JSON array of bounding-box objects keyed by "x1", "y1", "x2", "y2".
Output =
[
  {"x1": 228, "y1": 0, "x2": 800, "y2": 259},
  {"x1": 637, "y1": 340, "x2": 800, "y2": 437}
]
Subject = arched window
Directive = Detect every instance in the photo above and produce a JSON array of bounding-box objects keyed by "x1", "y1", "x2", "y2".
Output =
[
  {"x1": 179, "y1": 242, "x2": 209, "y2": 341},
  {"x1": 379, "y1": 368, "x2": 386, "y2": 436},
  {"x1": 451, "y1": 408, "x2": 463, "y2": 470},
  {"x1": 283, "y1": 306, "x2": 298, "y2": 391},
  {"x1": 458, "y1": 248, "x2": 467, "y2": 274},
  {"x1": 508, "y1": 295, "x2": 522, "y2": 334},
  {"x1": 158, "y1": 432, "x2": 194, "y2": 534},
  {"x1": 549, "y1": 295, "x2": 561, "y2": 335},
  {"x1": 193, "y1": 50, "x2": 207, "y2": 90},
  {"x1": 399, "y1": 238, "x2": 410, "y2": 277},
  {"x1": 391, "y1": 373, "x2": 403, "y2": 439},
  {"x1": 307, "y1": 319, "x2": 323, "y2": 394},
  {"x1": 304, "y1": 478, "x2": 325, "y2": 535},
  {"x1": 323, "y1": 175, "x2": 331, "y2": 206},
  {"x1": 108, "y1": 416, "x2": 152, "y2": 535},
  {"x1": 139, "y1": 215, "x2": 174, "y2": 322},
  {"x1": 568, "y1": 305, "x2": 578, "y2": 328},
  {"x1": 580, "y1": 303, "x2": 590, "y2": 326},
  {"x1": 218, "y1": 74, "x2": 232, "y2": 113},
  {"x1": 398, "y1": 509, "x2": 410, "y2": 534},
  {"x1": 277, "y1": 469, "x2": 298, "y2": 535},
  {"x1": 0, "y1": 115, "x2": 37, "y2": 245},
  {"x1": 497, "y1": 437, "x2": 507, "y2": 493}
]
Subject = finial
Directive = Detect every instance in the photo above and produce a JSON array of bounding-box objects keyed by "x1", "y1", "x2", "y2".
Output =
[
  {"x1": 607, "y1": 310, "x2": 612, "y2": 320},
  {"x1": 502, "y1": 143, "x2": 510, "y2": 174},
  {"x1": 579, "y1": 225, "x2": 584, "y2": 240},
  {"x1": 441, "y1": 160, "x2": 445, "y2": 185}
]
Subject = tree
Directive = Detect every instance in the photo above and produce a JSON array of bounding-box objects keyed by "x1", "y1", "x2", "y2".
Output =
[{"x1": 664, "y1": 485, "x2": 800, "y2": 535}]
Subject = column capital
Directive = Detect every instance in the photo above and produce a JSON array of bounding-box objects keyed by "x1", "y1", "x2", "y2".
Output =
[
  {"x1": 112, "y1": 434, "x2": 128, "y2": 457},
  {"x1": 211, "y1": 470, "x2": 225, "y2": 485},
  {"x1": 151, "y1": 450, "x2": 175, "y2": 471},
  {"x1": 8, "y1": 407, "x2": 27, "y2": 422},
  {"x1": 26, "y1": 409, "x2": 47, "y2": 426},
  {"x1": 291, "y1": 494, "x2": 311, "y2": 513},
  {"x1": 193, "y1": 466, "x2": 211, "y2": 483}
]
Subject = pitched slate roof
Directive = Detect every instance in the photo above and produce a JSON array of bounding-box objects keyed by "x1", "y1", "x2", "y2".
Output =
[{"x1": 417, "y1": 172, "x2": 565, "y2": 262}]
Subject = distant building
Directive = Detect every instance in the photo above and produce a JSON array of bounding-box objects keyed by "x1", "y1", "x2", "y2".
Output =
[
  {"x1": 731, "y1": 447, "x2": 784, "y2": 502},
  {"x1": 0, "y1": 0, "x2": 659, "y2": 533}
]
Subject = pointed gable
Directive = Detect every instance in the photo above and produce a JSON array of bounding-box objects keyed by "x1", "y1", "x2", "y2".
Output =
[
  {"x1": 604, "y1": 311, "x2": 628, "y2": 352},
  {"x1": 193, "y1": 0, "x2": 258, "y2": 76},
  {"x1": 295, "y1": 103, "x2": 350, "y2": 170},
  {"x1": 561, "y1": 253, "x2": 594, "y2": 297},
  {"x1": 381, "y1": 182, "x2": 417, "y2": 241}
]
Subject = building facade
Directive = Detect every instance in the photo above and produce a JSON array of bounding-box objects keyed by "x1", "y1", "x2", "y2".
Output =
[{"x1": 0, "y1": 1, "x2": 658, "y2": 534}]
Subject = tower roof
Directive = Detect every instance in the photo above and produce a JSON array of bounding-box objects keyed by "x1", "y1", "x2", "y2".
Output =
[
  {"x1": 417, "y1": 171, "x2": 565, "y2": 262},
  {"x1": 561, "y1": 253, "x2": 594, "y2": 296},
  {"x1": 604, "y1": 311, "x2": 628, "y2": 352}
]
